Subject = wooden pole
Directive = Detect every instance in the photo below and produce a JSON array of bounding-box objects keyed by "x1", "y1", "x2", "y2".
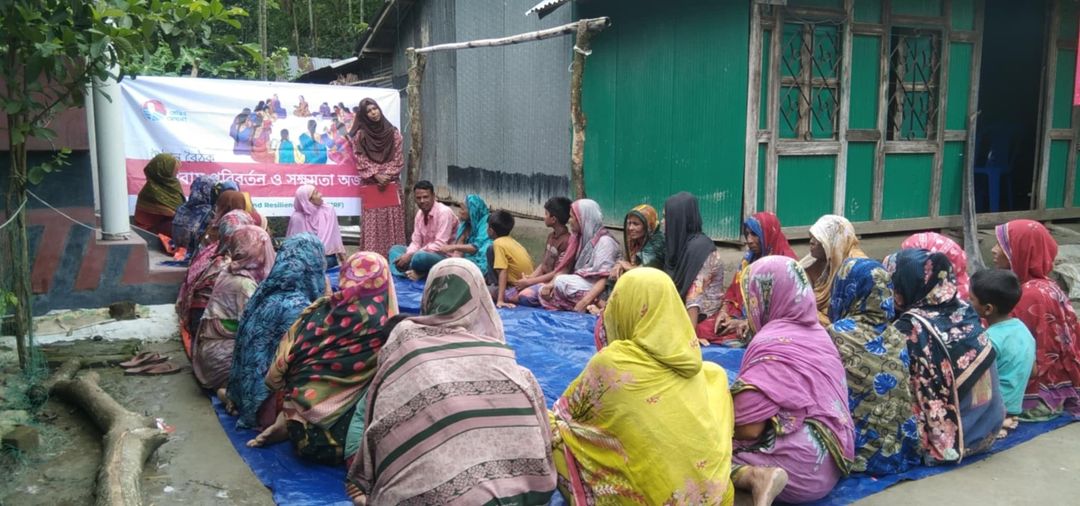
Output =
[
  {"x1": 570, "y1": 22, "x2": 594, "y2": 200},
  {"x1": 962, "y1": 110, "x2": 985, "y2": 272},
  {"x1": 404, "y1": 48, "x2": 427, "y2": 237},
  {"x1": 415, "y1": 17, "x2": 610, "y2": 54}
]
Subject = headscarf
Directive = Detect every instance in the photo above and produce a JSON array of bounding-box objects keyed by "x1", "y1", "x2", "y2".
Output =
[
  {"x1": 623, "y1": 204, "x2": 665, "y2": 268},
  {"x1": 454, "y1": 194, "x2": 493, "y2": 273},
  {"x1": 224, "y1": 225, "x2": 275, "y2": 282},
  {"x1": 825, "y1": 258, "x2": 919, "y2": 474},
  {"x1": 286, "y1": 184, "x2": 345, "y2": 256},
  {"x1": 136, "y1": 154, "x2": 185, "y2": 216},
  {"x1": 902, "y1": 232, "x2": 970, "y2": 299},
  {"x1": 549, "y1": 266, "x2": 734, "y2": 505},
  {"x1": 270, "y1": 251, "x2": 399, "y2": 428},
  {"x1": 408, "y1": 258, "x2": 502, "y2": 338},
  {"x1": 352, "y1": 98, "x2": 397, "y2": 164},
  {"x1": 887, "y1": 248, "x2": 996, "y2": 463},
  {"x1": 663, "y1": 192, "x2": 716, "y2": 299},
  {"x1": 172, "y1": 175, "x2": 217, "y2": 253},
  {"x1": 995, "y1": 220, "x2": 1057, "y2": 283},
  {"x1": 722, "y1": 212, "x2": 798, "y2": 316},
  {"x1": 735, "y1": 256, "x2": 855, "y2": 473},
  {"x1": 229, "y1": 233, "x2": 327, "y2": 429},
  {"x1": 806, "y1": 214, "x2": 867, "y2": 321},
  {"x1": 215, "y1": 190, "x2": 248, "y2": 218},
  {"x1": 551, "y1": 199, "x2": 615, "y2": 279}
]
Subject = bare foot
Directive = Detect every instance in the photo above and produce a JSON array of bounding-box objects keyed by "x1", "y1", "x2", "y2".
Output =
[
  {"x1": 217, "y1": 388, "x2": 237, "y2": 415},
  {"x1": 698, "y1": 339, "x2": 711, "y2": 347},
  {"x1": 997, "y1": 428, "x2": 1010, "y2": 440},
  {"x1": 246, "y1": 415, "x2": 288, "y2": 448},
  {"x1": 1003, "y1": 416, "x2": 1019, "y2": 430},
  {"x1": 405, "y1": 270, "x2": 420, "y2": 281},
  {"x1": 733, "y1": 466, "x2": 788, "y2": 506},
  {"x1": 586, "y1": 304, "x2": 602, "y2": 316}
]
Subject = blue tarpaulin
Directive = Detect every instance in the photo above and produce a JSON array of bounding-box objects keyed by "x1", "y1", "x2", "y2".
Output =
[{"x1": 208, "y1": 278, "x2": 1075, "y2": 505}]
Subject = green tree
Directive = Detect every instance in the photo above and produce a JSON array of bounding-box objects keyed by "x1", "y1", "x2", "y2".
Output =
[{"x1": 0, "y1": 0, "x2": 247, "y2": 368}]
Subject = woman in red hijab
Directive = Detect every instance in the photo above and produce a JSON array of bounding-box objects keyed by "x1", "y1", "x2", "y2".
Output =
[
  {"x1": 695, "y1": 212, "x2": 797, "y2": 345},
  {"x1": 994, "y1": 219, "x2": 1080, "y2": 419}
]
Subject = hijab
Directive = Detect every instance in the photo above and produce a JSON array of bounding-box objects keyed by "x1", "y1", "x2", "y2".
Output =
[
  {"x1": 223, "y1": 225, "x2": 275, "y2": 282},
  {"x1": 136, "y1": 154, "x2": 185, "y2": 215},
  {"x1": 276, "y1": 251, "x2": 399, "y2": 428},
  {"x1": 736, "y1": 256, "x2": 855, "y2": 470},
  {"x1": 623, "y1": 204, "x2": 664, "y2": 267},
  {"x1": 663, "y1": 192, "x2": 716, "y2": 299},
  {"x1": 745, "y1": 212, "x2": 797, "y2": 262},
  {"x1": 806, "y1": 214, "x2": 867, "y2": 319},
  {"x1": 409, "y1": 258, "x2": 503, "y2": 339},
  {"x1": 352, "y1": 98, "x2": 397, "y2": 164},
  {"x1": 902, "y1": 232, "x2": 970, "y2": 299},
  {"x1": 229, "y1": 233, "x2": 326, "y2": 429},
  {"x1": 455, "y1": 194, "x2": 493, "y2": 273},
  {"x1": 995, "y1": 220, "x2": 1057, "y2": 283},
  {"x1": 286, "y1": 184, "x2": 345, "y2": 256},
  {"x1": 172, "y1": 175, "x2": 217, "y2": 253}
]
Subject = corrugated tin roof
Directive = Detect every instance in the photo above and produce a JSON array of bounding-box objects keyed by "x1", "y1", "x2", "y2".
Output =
[{"x1": 525, "y1": 0, "x2": 571, "y2": 19}]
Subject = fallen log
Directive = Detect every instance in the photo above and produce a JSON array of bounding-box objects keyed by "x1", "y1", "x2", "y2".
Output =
[{"x1": 47, "y1": 360, "x2": 168, "y2": 506}]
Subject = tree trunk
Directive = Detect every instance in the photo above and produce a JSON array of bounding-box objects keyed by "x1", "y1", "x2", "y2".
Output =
[
  {"x1": 570, "y1": 22, "x2": 593, "y2": 200},
  {"x1": 49, "y1": 360, "x2": 169, "y2": 506},
  {"x1": 6, "y1": 110, "x2": 32, "y2": 369},
  {"x1": 404, "y1": 49, "x2": 426, "y2": 238}
]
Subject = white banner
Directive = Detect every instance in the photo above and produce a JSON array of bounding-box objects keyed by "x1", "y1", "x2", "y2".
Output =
[{"x1": 120, "y1": 75, "x2": 401, "y2": 216}]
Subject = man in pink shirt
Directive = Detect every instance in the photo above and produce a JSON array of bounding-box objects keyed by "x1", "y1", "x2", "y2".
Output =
[{"x1": 388, "y1": 180, "x2": 459, "y2": 279}]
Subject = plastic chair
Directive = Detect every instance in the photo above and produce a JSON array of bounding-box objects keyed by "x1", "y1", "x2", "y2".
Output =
[{"x1": 974, "y1": 125, "x2": 1017, "y2": 213}]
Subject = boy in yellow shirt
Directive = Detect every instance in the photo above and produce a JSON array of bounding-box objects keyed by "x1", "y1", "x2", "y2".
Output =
[{"x1": 487, "y1": 210, "x2": 535, "y2": 308}]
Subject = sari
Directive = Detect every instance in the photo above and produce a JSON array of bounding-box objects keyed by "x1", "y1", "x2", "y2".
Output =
[
  {"x1": 825, "y1": 258, "x2": 919, "y2": 475},
  {"x1": 266, "y1": 251, "x2": 397, "y2": 464},
  {"x1": 888, "y1": 248, "x2": 1004, "y2": 464},
  {"x1": 804, "y1": 214, "x2": 867, "y2": 325},
  {"x1": 553, "y1": 267, "x2": 734, "y2": 505},
  {"x1": 902, "y1": 232, "x2": 971, "y2": 300},
  {"x1": 996, "y1": 220, "x2": 1080, "y2": 419},
  {"x1": 732, "y1": 256, "x2": 855, "y2": 503},
  {"x1": 623, "y1": 204, "x2": 665, "y2": 268},
  {"x1": 172, "y1": 175, "x2": 216, "y2": 255},
  {"x1": 286, "y1": 184, "x2": 346, "y2": 256},
  {"x1": 454, "y1": 194, "x2": 494, "y2": 273},
  {"x1": 663, "y1": 192, "x2": 717, "y2": 300},
  {"x1": 176, "y1": 210, "x2": 255, "y2": 356},
  {"x1": 228, "y1": 233, "x2": 326, "y2": 430},
  {"x1": 192, "y1": 226, "x2": 275, "y2": 390},
  {"x1": 347, "y1": 259, "x2": 555, "y2": 504},
  {"x1": 135, "y1": 153, "x2": 185, "y2": 234},
  {"x1": 541, "y1": 199, "x2": 621, "y2": 311}
]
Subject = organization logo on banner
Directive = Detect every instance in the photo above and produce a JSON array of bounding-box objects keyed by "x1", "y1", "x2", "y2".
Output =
[{"x1": 142, "y1": 99, "x2": 187, "y2": 122}]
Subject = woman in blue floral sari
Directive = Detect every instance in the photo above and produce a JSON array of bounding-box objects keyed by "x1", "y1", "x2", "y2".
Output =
[{"x1": 826, "y1": 258, "x2": 920, "y2": 474}]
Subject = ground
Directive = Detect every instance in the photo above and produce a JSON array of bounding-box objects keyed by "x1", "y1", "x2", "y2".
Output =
[{"x1": 2, "y1": 219, "x2": 1080, "y2": 505}]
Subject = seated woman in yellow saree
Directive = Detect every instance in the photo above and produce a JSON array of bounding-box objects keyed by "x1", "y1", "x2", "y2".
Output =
[{"x1": 551, "y1": 267, "x2": 735, "y2": 505}]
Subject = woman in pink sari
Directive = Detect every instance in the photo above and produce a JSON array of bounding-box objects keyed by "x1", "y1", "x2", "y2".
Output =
[
  {"x1": 287, "y1": 184, "x2": 346, "y2": 268},
  {"x1": 730, "y1": 256, "x2": 854, "y2": 504}
]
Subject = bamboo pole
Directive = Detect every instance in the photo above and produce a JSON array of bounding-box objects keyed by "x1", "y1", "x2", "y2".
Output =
[
  {"x1": 414, "y1": 17, "x2": 610, "y2": 54},
  {"x1": 570, "y1": 23, "x2": 594, "y2": 199},
  {"x1": 403, "y1": 48, "x2": 427, "y2": 237}
]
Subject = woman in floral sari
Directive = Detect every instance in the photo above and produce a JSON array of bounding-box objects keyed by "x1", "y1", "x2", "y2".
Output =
[
  {"x1": 888, "y1": 248, "x2": 1005, "y2": 464},
  {"x1": 993, "y1": 219, "x2": 1080, "y2": 419},
  {"x1": 731, "y1": 256, "x2": 854, "y2": 504},
  {"x1": 802, "y1": 214, "x2": 866, "y2": 326},
  {"x1": 193, "y1": 226, "x2": 275, "y2": 398},
  {"x1": 176, "y1": 210, "x2": 255, "y2": 356},
  {"x1": 825, "y1": 258, "x2": 920, "y2": 475},
  {"x1": 227, "y1": 233, "x2": 326, "y2": 429},
  {"x1": 902, "y1": 232, "x2": 971, "y2": 300},
  {"x1": 347, "y1": 259, "x2": 555, "y2": 505},
  {"x1": 552, "y1": 267, "x2": 734, "y2": 505},
  {"x1": 697, "y1": 211, "x2": 797, "y2": 345},
  {"x1": 540, "y1": 199, "x2": 621, "y2": 312},
  {"x1": 251, "y1": 252, "x2": 398, "y2": 465}
]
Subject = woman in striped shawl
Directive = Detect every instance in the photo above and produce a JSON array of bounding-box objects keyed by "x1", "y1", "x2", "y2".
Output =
[{"x1": 346, "y1": 258, "x2": 556, "y2": 505}]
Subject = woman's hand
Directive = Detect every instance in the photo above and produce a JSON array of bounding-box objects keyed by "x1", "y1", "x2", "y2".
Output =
[{"x1": 540, "y1": 283, "x2": 554, "y2": 298}]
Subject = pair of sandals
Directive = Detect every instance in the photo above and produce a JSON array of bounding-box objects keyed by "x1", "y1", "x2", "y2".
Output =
[{"x1": 118, "y1": 351, "x2": 182, "y2": 375}]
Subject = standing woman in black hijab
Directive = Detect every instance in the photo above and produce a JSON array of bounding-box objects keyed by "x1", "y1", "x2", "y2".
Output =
[
  {"x1": 350, "y1": 98, "x2": 405, "y2": 258},
  {"x1": 662, "y1": 192, "x2": 718, "y2": 322}
]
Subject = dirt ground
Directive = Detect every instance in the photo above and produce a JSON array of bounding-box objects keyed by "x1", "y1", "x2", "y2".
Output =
[{"x1": 3, "y1": 219, "x2": 1080, "y2": 506}]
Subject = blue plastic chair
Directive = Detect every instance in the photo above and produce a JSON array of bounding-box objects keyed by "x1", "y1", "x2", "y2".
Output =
[{"x1": 974, "y1": 125, "x2": 1017, "y2": 213}]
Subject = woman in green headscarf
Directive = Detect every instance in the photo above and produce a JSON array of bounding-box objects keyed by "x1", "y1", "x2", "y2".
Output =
[{"x1": 135, "y1": 153, "x2": 186, "y2": 235}]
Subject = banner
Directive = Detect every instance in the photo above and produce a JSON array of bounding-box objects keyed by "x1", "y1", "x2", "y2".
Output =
[{"x1": 121, "y1": 76, "x2": 401, "y2": 216}]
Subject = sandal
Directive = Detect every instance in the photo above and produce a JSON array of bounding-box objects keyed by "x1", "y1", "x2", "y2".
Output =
[
  {"x1": 118, "y1": 351, "x2": 167, "y2": 369},
  {"x1": 123, "y1": 361, "x2": 182, "y2": 376}
]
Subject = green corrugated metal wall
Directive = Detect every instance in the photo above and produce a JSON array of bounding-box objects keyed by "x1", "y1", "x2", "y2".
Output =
[{"x1": 581, "y1": 0, "x2": 749, "y2": 239}]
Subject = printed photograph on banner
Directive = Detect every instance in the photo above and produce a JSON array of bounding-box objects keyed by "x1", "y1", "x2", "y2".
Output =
[{"x1": 120, "y1": 76, "x2": 401, "y2": 217}]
